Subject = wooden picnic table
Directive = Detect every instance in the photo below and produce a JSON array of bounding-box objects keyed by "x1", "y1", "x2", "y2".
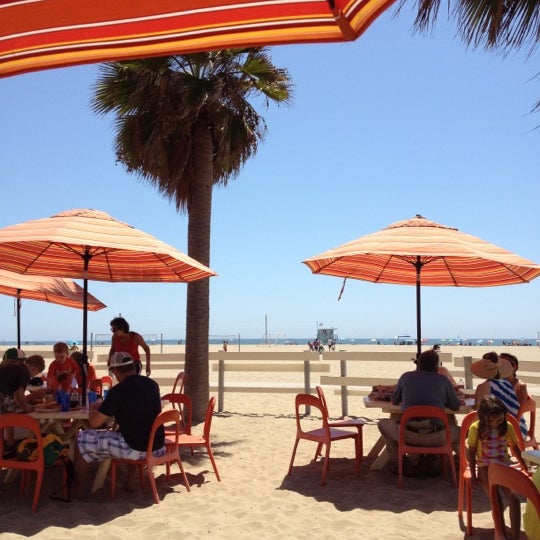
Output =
[
  {"x1": 29, "y1": 405, "x2": 109, "y2": 493},
  {"x1": 362, "y1": 397, "x2": 475, "y2": 470}
]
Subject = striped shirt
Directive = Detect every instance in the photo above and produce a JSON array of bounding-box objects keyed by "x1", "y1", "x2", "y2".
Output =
[{"x1": 489, "y1": 378, "x2": 528, "y2": 438}]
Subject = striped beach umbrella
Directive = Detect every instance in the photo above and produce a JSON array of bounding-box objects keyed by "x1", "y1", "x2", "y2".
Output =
[
  {"x1": 0, "y1": 0, "x2": 397, "y2": 77},
  {"x1": 0, "y1": 269, "x2": 105, "y2": 349},
  {"x1": 303, "y1": 214, "x2": 540, "y2": 358},
  {"x1": 0, "y1": 208, "x2": 216, "y2": 402}
]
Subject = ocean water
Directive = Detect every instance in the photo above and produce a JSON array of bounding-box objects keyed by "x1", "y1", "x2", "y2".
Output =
[{"x1": 5, "y1": 336, "x2": 537, "y2": 347}]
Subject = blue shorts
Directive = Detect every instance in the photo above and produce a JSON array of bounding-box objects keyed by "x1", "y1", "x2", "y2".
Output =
[{"x1": 77, "y1": 429, "x2": 165, "y2": 463}]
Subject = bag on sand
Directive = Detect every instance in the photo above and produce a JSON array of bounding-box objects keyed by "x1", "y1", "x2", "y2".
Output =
[
  {"x1": 17, "y1": 434, "x2": 68, "y2": 466},
  {"x1": 17, "y1": 434, "x2": 74, "y2": 502}
]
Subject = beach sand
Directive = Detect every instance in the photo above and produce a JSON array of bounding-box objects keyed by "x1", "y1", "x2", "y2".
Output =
[{"x1": 1, "y1": 344, "x2": 538, "y2": 539}]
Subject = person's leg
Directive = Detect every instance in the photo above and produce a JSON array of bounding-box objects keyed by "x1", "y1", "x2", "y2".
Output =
[
  {"x1": 506, "y1": 488, "x2": 521, "y2": 540},
  {"x1": 73, "y1": 440, "x2": 91, "y2": 497},
  {"x1": 450, "y1": 424, "x2": 461, "y2": 456},
  {"x1": 377, "y1": 418, "x2": 399, "y2": 464},
  {"x1": 74, "y1": 429, "x2": 105, "y2": 498},
  {"x1": 1, "y1": 396, "x2": 18, "y2": 457},
  {"x1": 479, "y1": 468, "x2": 508, "y2": 532}
]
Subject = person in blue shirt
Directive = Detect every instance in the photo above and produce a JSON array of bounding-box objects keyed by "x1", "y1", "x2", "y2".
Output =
[{"x1": 377, "y1": 349, "x2": 460, "y2": 476}]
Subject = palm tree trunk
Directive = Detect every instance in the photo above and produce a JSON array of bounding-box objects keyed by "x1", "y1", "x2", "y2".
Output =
[{"x1": 185, "y1": 117, "x2": 213, "y2": 422}]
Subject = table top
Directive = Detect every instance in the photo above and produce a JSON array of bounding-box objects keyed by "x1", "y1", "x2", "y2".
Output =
[
  {"x1": 363, "y1": 397, "x2": 475, "y2": 415},
  {"x1": 29, "y1": 405, "x2": 90, "y2": 420}
]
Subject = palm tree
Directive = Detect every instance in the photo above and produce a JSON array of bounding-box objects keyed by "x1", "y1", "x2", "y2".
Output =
[
  {"x1": 404, "y1": 0, "x2": 540, "y2": 51},
  {"x1": 92, "y1": 49, "x2": 293, "y2": 420}
]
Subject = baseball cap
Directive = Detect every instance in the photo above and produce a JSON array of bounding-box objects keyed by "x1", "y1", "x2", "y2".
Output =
[
  {"x1": 109, "y1": 352, "x2": 134, "y2": 368},
  {"x1": 3, "y1": 347, "x2": 26, "y2": 361}
]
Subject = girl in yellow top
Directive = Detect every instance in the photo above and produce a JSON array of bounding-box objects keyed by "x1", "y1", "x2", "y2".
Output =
[{"x1": 468, "y1": 395, "x2": 529, "y2": 539}]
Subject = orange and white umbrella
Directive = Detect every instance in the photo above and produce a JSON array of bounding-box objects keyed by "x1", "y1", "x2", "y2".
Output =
[
  {"x1": 0, "y1": 0, "x2": 396, "y2": 77},
  {"x1": 303, "y1": 214, "x2": 540, "y2": 357},
  {"x1": 0, "y1": 208, "x2": 215, "y2": 400},
  {"x1": 0, "y1": 270, "x2": 105, "y2": 349}
]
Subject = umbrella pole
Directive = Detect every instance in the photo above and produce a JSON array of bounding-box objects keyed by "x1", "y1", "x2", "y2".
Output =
[
  {"x1": 415, "y1": 257, "x2": 422, "y2": 360},
  {"x1": 81, "y1": 250, "x2": 90, "y2": 406},
  {"x1": 16, "y1": 290, "x2": 21, "y2": 350}
]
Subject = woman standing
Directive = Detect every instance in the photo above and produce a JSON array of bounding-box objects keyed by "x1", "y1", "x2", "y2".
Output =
[{"x1": 108, "y1": 317, "x2": 151, "y2": 376}]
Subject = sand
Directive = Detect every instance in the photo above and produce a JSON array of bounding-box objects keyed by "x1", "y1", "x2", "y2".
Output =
[{"x1": 1, "y1": 344, "x2": 538, "y2": 539}]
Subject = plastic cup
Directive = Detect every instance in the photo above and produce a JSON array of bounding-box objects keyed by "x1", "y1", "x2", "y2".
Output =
[{"x1": 60, "y1": 391, "x2": 70, "y2": 412}]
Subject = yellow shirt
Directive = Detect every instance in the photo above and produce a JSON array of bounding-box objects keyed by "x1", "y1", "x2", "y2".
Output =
[
  {"x1": 524, "y1": 467, "x2": 540, "y2": 540},
  {"x1": 467, "y1": 420, "x2": 518, "y2": 467}
]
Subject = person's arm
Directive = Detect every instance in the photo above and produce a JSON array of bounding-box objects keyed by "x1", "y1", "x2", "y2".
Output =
[
  {"x1": 438, "y1": 365, "x2": 458, "y2": 388},
  {"x1": 88, "y1": 404, "x2": 112, "y2": 428},
  {"x1": 516, "y1": 381, "x2": 529, "y2": 407},
  {"x1": 445, "y1": 379, "x2": 460, "y2": 411},
  {"x1": 135, "y1": 332, "x2": 151, "y2": 376},
  {"x1": 26, "y1": 388, "x2": 47, "y2": 403},
  {"x1": 46, "y1": 362, "x2": 56, "y2": 389},
  {"x1": 474, "y1": 381, "x2": 489, "y2": 409},
  {"x1": 391, "y1": 376, "x2": 404, "y2": 405},
  {"x1": 468, "y1": 446, "x2": 478, "y2": 488},
  {"x1": 13, "y1": 386, "x2": 31, "y2": 413}
]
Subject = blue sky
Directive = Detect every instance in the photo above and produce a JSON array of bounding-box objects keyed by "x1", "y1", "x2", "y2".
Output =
[{"x1": 1, "y1": 7, "x2": 539, "y2": 344}]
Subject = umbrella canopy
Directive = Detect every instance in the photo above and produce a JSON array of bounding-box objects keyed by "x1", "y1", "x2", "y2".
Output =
[
  {"x1": 0, "y1": 0, "x2": 396, "y2": 77},
  {"x1": 0, "y1": 208, "x2": 216, "y2": 402},
  {"x1": 303, "y1": 214, "x2": 540, "y2": 358},
  {"x1": 0, "y1": 269, "x2": 105, "y2": 349},
  {"x1": 0, "y1": 209, "x2": 215, "y2": 283}
]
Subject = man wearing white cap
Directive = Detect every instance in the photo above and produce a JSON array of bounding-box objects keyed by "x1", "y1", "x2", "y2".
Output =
[{"x1": 74, "y1": 352, "x2": 165, "y2": 494}]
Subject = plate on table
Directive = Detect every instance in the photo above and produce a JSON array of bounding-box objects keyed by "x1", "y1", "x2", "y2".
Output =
[{"x1": 33, "y1": 402, "x2": 61, "y2": 412}]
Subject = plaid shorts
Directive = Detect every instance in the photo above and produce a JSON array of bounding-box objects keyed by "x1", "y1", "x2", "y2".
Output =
[
  {"x1": 77, "y1": 429, "x2": 165, "y2": 463},
  {"x1": 0, "y1": 393, "x2": 17, "y2": 414}
]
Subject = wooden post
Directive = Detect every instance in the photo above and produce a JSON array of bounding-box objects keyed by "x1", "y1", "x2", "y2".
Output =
[
  {"x1": 304, "y1": 360, "x2": 311, "y2": 415},
  {"x1": 218, "y1": 359, "x2": 225, "y2": 412},
  {"x1": 340, "y1": 359, "x2": 348, "y2": 417},
  {"x1": 464, "y1": 356, "x2": 473, "y2": 389}
]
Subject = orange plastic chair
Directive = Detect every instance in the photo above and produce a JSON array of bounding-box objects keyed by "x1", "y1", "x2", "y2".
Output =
[
  {"x1": 0, "y1": 414, "x2": 47, "y2": 511},
  {"x1": 288, "y1": 393, "x2": 361, "y2": 486},
  {"x1": 315, "y1": 386, "x2": 364, "y2": 462},
  {"x1": 162, "y1": 392, "x2": 192, "y2": 435},
  {"x1": 518, "y1": 399, "x2": 539, "y2": 450},
  {"x1": 109, "y1": 409, "x2": 190, "y2": 503},
  {"x1": 457, "y1": 411, "x2": 478, "y2": 535},
  {"x1": 178, "y1": 396, "x2": 221, "y2": 481},
  {"x1": 458, "y1": 411, "x2": 526, "y2": 535},
  {"x1": 398, "y1": 405, "x2": 457, "y2": 488},
  {"x1": 488, "y1": 462, "x2": 540, "y2": 540},
  {"x1": 88, "y1": 378, "x2": 103, "y2": 396},
  {"x1": 171, "y1": 370, "x2": 186, "y2": 395}
]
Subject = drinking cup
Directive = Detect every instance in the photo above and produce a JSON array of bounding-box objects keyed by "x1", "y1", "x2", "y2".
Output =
[{"x1": 60, "y1": 391, "x2": 70, "y2": 412}]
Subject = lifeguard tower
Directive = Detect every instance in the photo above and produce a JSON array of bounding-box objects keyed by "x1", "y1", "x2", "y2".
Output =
[{"x1": 316, "y1": 327, "x2": 337, "y2": 346}]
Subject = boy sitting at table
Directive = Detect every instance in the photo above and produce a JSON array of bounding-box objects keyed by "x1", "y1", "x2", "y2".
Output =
[
  {"x1": 377, "y1": 349, "x2": 460, "y2": 477},
  {"x1": 47, "y1": 341, "x2": 80, "y2": 393},
  {"x1": 0, "y1": 354, "x2": 46, "y2": 458}
]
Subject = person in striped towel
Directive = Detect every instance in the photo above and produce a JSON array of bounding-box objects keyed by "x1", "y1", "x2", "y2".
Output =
[{"x1": 473, "y1": 352, "x2": 528, "y2": 439}]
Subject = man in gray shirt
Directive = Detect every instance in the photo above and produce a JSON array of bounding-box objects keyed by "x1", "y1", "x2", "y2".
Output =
[{"x1": 377, "y1": 349, "x2": 460, "y2": 475}]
